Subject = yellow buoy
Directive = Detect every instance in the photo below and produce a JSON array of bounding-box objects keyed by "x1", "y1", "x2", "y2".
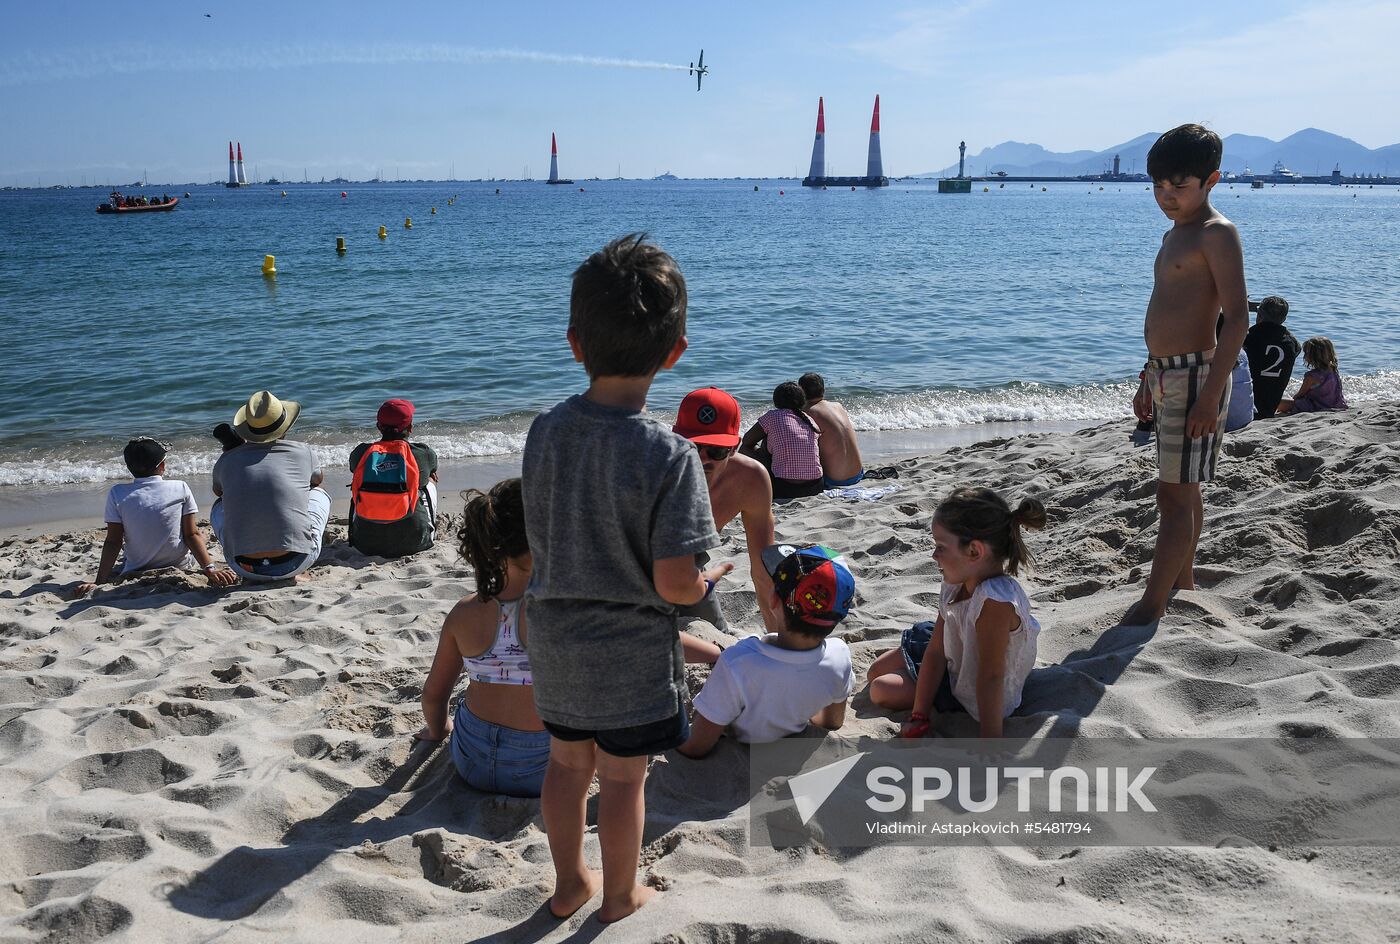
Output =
[
  {"x1": 336, "y1": 237, "x2": 347, "y2": 254},
  {"x1": 378, "y1": 225, "x2": 387, "y2": 239},
  {"x1": 405, "y1": 217, "x2": 412, "y2": 229},
  {"x1": 281, "y1": 190, "x2": 287, "y2": 197},
  {"x1": 262, "y1": 254, "x2": 276, "y2": 277},
  {"x1": 431, "y1": 207, "x2": 436, "y2": 214}
]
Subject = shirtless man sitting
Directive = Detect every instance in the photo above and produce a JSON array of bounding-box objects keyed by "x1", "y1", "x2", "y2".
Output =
[
  {"x1": 673, "y1": 387, "x2": 782, "y2": 634},
  {"x1": 799, "y1": 373, "x2": 865, "y2": 487}
]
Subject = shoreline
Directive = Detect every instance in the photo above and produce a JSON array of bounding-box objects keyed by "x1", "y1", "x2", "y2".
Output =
[{"x1": 0, "y1": 419, "x2": 1093, "y2": 538}]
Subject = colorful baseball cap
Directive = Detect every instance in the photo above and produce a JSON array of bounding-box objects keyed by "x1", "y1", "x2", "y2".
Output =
[
  {"x1": 760, "y1": 543, "x2": 855, "y2": 628},
  {"x1": 377, "y1": 398, "x2": 415, "y2": 432},
  {"x1": 673, "y1": 387, "x2": 741, "y2": 447}
]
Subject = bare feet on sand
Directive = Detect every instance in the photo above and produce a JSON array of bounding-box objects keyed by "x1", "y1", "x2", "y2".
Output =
[
  {"x1": 597, "y1": 884, "x2": 657, "y2": 924},
  {"x1": 1121, "y1": 598, "x2": 1165, "y2": 627},
  {"x1": 549, "y1": 869, "x2": 602, "y2": 919}
]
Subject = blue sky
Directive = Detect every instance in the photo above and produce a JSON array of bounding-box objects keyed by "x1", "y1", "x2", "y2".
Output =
[{"x1": 2, "y1": 0, "x2": 1396, "y2": 185}]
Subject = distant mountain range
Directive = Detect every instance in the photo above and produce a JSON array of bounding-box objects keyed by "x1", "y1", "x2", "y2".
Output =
[{"x1": 920, "y1": 129, "x2": 1400, "y2": 178}]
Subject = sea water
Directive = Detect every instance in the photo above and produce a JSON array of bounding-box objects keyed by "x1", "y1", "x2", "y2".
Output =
[{"x1": 1, "y1": 180, "x2": 1397, "y2": 489}]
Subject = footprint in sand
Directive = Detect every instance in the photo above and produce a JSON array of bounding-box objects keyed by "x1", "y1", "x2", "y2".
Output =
[{"x1": 58, "y1": 747, "x2": 192, "y2": 794}]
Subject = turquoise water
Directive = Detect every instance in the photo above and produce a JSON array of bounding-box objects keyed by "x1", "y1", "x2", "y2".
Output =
[{"x1": 2, "y1": 180, "x2": 1398, "y2": 486}]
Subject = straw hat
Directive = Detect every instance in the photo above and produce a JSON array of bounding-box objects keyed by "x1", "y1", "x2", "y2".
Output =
[{"x1": 233, "y1": 390, "x2": 301, "y2": 443}]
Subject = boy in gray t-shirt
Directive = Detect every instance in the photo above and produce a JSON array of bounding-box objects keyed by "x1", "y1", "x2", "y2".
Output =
[{"x1": 523, "y1": 234, "x2": 729, "y2": 924}]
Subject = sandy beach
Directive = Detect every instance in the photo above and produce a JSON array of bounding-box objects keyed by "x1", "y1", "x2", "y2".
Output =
[{"x1": 2, "y1": 404, "x2": 1398, "y2": 943}]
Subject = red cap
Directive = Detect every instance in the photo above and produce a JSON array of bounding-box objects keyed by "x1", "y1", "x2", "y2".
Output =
[
  {"x1": 673, "y1": 387, "x2": 741, "y2": 447},
  {"x1": 377, "y1": 398, "x2": 415, "y2": 432},
  {"x1": 871, "y1": 95, "x2": 880, "y2": 133},
  {"x1": 816, "y1": 97, "x2": 825, "y2": 134}
]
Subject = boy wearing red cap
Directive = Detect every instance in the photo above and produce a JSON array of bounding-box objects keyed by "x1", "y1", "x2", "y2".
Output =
[
  {"x1": 672, "y1": 387, "x2": 782, "y2": 634},
  {"x1": 679, "y1": 543, "x2": 855, "y2": 757},
  {"x1": 348, "y1": 398, "x2": 439, "y2": 558}
]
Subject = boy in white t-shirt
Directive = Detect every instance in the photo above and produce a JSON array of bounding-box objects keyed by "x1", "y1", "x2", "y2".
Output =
[
  {"x1": 679, "y1": 544, "x2": 855, "y2": 756},
  {"x1": 73, "y1": 438, "x2": 237, "y2": 597}
]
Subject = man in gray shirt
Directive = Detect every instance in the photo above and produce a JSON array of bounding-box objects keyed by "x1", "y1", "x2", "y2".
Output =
[{"x1": 211, "y1": 390, "x2": 330, "y2": 582}]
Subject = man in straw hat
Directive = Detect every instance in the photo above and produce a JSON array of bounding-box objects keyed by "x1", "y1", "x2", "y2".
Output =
[{"x1": 210, "y1": 390, "x2": 330, "y2": 582}]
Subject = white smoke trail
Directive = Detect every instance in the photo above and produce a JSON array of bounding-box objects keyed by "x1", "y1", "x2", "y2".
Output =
[{"x1": 0, "y1": 43, "x2": 694, "y2": 87}]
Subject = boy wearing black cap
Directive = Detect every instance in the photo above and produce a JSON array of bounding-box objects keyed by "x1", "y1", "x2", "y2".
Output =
[
  {"x1": 679, "y1": 543, "x2": 855, "y2": 758},
  {"x1": 73, "y1": 438, "x2": 237, "y2": 597}
]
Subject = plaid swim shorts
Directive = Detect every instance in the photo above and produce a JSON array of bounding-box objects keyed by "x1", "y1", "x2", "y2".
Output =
[{"x1": 1145, "y1": 349, "x2": 1232, "y2": 485}]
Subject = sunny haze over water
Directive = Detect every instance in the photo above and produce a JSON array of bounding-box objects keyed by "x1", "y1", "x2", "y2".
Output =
[{"x1": 2, "y1": 179, "x2": 1398, "y2": 487}]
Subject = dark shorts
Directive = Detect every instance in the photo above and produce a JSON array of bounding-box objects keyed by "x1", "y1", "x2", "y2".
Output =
[
  {"x1": 542, "y1": 695, "x2": 691, "y2": 758},
  {"x1": 899, "y1": 621, "x2": 967, "y2": 714},
  {"x1": 772, "y1": 475, "x2": 825, "y2": 500}
]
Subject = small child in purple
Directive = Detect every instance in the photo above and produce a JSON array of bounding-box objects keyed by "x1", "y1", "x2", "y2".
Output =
[{"x1": 1278, "y1": 336, "x2": 1347, "y2": 414}]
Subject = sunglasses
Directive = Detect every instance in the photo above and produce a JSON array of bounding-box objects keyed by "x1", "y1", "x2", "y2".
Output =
[{"x1": 695, "y1": 443, "x2": 735, "y2": 461}]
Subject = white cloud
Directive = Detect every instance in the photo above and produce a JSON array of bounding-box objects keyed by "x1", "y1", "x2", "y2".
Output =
[{"x1": 0, "y1": 43, "x2": 692, "y2": 88}]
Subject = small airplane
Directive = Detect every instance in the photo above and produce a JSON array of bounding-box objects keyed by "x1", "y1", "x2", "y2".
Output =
[{"x1": 689, "y1": 49, "x2": 708, "y2": 91}]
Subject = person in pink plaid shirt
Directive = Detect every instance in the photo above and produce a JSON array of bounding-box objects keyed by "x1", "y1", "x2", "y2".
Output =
[{"x1": 740, "y1": 381, "x2": 825, "y2": 499}]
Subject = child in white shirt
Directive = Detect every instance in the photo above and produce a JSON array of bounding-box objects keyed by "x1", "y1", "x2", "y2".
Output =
[
  {"x1": 866, "y1": 487, "x2": 1047, "y2": 738},
  {"x1": 73, "y1": 438, "x2": 236, "y2": 597},
  {"x1": 680, "y1": 543, "x2": 855, "y2": 756}
]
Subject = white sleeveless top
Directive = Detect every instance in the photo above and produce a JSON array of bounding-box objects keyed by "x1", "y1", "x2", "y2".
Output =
[
  {"x1": 462, "y1": 597, "x2": 532, "y2": 686},
  {"x1": 939, "y1": 575, "x2": 1040, "y2": 721}
]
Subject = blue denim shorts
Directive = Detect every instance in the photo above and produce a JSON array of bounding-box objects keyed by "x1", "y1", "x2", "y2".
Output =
[
  {"x1": 450, "y1": 700, "x2": 551, "y2": 798},
  {"x1": 899, "y1": 621, "x2": 966, "y2": 714}
]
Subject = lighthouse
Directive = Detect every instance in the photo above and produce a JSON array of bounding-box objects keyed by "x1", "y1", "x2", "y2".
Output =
[
  {"x1": 865, "y1": 95, "x2": 883, "y2": 179},
  {"x1": 236, "y1": 142, "x2": 247, "y2": 185},
  {"x1": 227, "y1": 142, "x2": 237, "y2": 186},
  {"x1": 807, "y1": 98, "x2": 826, "y2": 180}
]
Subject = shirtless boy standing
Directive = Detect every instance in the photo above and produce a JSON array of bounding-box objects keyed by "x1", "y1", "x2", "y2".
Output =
[
  {"x1": 1124, "y1": 124, "x2": 1248, "y2": 627},
  {"x1": 798, "y1": 373, "x2": 866, "y2": 487},
  {"x1": 672, "y1": 387, "x2": 782, "y2": 633}
]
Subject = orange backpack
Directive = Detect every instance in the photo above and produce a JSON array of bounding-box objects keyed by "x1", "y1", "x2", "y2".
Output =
[{"x1": 351, "y1": 440, "x2": 422, "y2": 524}]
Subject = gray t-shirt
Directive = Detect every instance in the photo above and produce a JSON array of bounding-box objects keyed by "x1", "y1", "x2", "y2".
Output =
[
  {"x1": 523, "y1": 395, "x2": 719, "y2": 729},
  {"x1": 212, "y1": 441, "x2": 322, "y2": 558}
]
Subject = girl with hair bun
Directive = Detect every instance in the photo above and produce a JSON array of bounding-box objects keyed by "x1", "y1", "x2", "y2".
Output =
[
  {"x1": 416, "y1": 478, "x2": 550, "y2": 797},
  {"x1": 865, "y1": 486, "x2": 1048, "y2": 738}
]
